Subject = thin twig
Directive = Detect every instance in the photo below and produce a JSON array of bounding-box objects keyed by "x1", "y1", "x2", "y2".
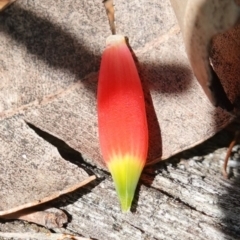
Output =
[
  {"x1": 222, "y1": 131, "x2": 240, "y2": 178},
  {"x1": 103, "y1": 0, "x2": 116, "y2": 34}
]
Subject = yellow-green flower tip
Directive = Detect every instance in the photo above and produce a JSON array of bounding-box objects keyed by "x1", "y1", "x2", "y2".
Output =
[{"x1": 107, "y1": 154, "x2": 144, "y2": 212}]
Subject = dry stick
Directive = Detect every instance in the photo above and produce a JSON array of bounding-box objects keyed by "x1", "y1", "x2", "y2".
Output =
[
  {"x1": 222, "y1": 131, "x2": 240, "y2": 178},
  {"x1": 103, "y1": 0, "x2": 116, "y2": 34},
  {"x1": 0, "y1": 232, "x2": 91, "y2": 240}
]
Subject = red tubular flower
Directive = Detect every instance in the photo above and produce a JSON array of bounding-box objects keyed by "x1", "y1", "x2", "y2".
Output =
[{"x1": 97, "y1": 35, "x2": 149, "y2": 212}]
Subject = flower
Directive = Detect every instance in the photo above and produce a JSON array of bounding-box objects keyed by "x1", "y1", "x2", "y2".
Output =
[{"x1": 97, "y1": 35, "x2": 148, "y2": 211}]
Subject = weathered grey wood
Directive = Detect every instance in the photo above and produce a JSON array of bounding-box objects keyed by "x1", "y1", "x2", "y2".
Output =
[
  {"x1": 31, "y1": 127, "x2": 237, "y2": 240},
  {"x1": 2, "y1": 126, "x2": 240, "y2": 240},
  {"x1": 49, "y1": 127, "x2": 240, "y2": 240}
]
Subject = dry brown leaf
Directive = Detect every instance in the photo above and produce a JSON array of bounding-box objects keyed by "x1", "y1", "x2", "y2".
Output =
[
  {"x1": 0, "y1": 176, "x2": 96, "y2": 216},
  {"x1": 0, "y1": 0, "x2": 239, "y2": 216},
  {"x1": 170, "y1": 0, "x2": 240, "y2": 110},
  {"x1": 0, "y1": 232, "x2": 90, "y2": 240},
  {"x1": 0, "y1": 0, "x2": 15, "y2": 12},
  {"x1": 2, "y1": 207, "x2": 68, "y2": 229}
]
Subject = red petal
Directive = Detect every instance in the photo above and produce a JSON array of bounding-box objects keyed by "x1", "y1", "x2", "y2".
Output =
[{"x1": 97, "y1": 35, "x2": 148, "y2": 211}]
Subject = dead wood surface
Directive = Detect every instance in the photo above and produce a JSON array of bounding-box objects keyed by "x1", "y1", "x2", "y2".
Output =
[
  {"x1": 1, "y1": 125, "x2": 240, "y2": 240},
  {"x1": 0, "y1": 0, "x2": 240, "y2": 240}
]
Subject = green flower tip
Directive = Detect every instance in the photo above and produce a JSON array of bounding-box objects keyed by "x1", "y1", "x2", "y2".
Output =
[
  {"x1": 120, "y1": 193, "x2": 134, "y2": 212},
  {"x1": 107, "y1": 154, "x2": 144, "y2": 213}
]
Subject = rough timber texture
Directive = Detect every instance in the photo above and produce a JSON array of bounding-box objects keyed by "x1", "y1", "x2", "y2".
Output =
[
  {"x1": 0, "y1": 0, "x2": 240, "y2": 239},
  {"x1": 1, "y1": 126, "x2": 240, "y2": 240},
  {"x1": 42, "y1": 126, "x2": 240, "y2": 240}
]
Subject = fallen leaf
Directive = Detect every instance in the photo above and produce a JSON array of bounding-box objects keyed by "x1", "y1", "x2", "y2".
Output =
[
  {"x1": 0, "y1": 0, "x2": 15, "y2": 12},
  {"x1": 2, "y1": 207, "x2": 68, "y2": 229},
  {"x1": 170, "y1": 0, "x2": 240, "y2": 110},
  {"x1": 0, "y1": 0, "x2": 239, "y2": 215},
  {"x1": 0, "y1": 232, "x2": 90, "y2": 240},
  {"x1": 0, "y1": 175, "x2": 96, "y2": 216}
]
